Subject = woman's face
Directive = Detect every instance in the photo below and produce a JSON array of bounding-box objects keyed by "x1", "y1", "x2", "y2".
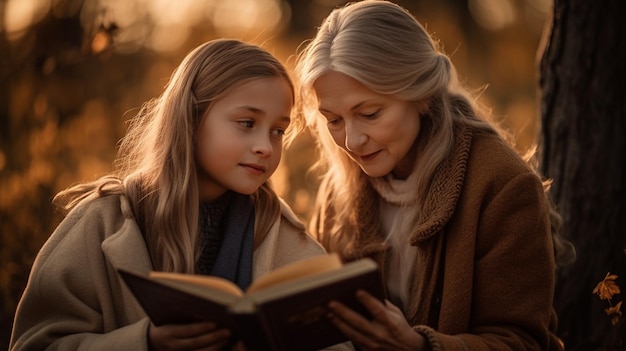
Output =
[
  {"x1": 196, "y1": 76, "x2": 292, "y2": 201},
  {"x1": 313, "y1": 71, "x2": 425, "y2": 179}
]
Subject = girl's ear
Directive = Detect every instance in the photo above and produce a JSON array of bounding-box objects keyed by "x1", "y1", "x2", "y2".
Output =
[{"x1": 415, "y1": 100, "x2": 430, "y2": 117}]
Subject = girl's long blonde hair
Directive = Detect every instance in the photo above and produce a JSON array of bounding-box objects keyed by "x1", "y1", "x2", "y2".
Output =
[
  {"x1": 295, "y1": 0, "x2": 574, "y2": 266},
  {"x1": 55, "y1": 39, "x2": 296, "y2": 273}
]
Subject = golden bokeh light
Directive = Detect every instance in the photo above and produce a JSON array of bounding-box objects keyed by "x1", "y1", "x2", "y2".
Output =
[{"x1": 4, "y1": 0, "x2": 51, "y2": 39}]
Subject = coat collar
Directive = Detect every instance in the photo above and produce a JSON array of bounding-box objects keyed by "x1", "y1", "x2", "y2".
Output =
[
  {"x1": 351, "y1": 124, "x2": 473, "y2": 255},
  {"x1": 409, "y1": 124, "x2": 473, "y2": 244},
  {"x1": 101, "y1": 195, "x2": 153, "y2": 274}
]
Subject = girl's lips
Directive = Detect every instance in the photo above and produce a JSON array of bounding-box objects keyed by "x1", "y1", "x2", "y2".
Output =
[{"x1": 241, "y1": 163, "x2": 266, "y2": 175}]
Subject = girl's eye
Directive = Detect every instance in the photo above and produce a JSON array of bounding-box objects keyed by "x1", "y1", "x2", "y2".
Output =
[
  {"x1": 271, "y1": 128, "x2": 286, "y2": 138},
  {"x1": 238, "y1": 120, "x2": 254, "y2": 128}
]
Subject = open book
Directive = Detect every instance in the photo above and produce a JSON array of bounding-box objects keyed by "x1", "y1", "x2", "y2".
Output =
[{"x1": 118, "y1": 254, "x2": 384, "y2": 351}]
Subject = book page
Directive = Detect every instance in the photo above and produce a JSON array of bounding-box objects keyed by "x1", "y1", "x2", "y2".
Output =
[
  {"x1": 149, "y1": 271, "x2": 244, "y2": 297},
  {"x1": 144, "y1": 254, "x2": 342, "y2": 298},
  {"x1": 247, "y1": 254, "x2": 342, "y2": 293}
]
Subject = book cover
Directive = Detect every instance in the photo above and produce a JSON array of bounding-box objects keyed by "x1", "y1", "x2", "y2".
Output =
[{"x1": 118, "y1": 255, "x2": 384, "y2": 351}]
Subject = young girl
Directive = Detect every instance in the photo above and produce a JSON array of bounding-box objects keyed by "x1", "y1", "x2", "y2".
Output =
[
  {"x1": 10, "y1": 39, "x2": 330, "y2": 351},
  {"x1": 296, "y1": 1, "x2": 573, "y2": 350}
]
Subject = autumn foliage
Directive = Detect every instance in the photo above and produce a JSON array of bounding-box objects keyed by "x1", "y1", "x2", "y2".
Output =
[{"x1": 593, "y1": 272, "x2": 622, "y2": 326}]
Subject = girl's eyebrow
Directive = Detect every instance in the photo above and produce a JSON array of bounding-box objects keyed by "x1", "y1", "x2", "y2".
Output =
[
  {"x1": 236, "y1": 105, "x2": 264, "y2": 114},
  {"x1": 236, "y1": 106, "x2": 291, "y2": 123}
]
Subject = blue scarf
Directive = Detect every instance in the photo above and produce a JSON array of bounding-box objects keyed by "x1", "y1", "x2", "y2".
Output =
[{"x1": 209, "y1": 192, "x2": 254, "y2": 291}]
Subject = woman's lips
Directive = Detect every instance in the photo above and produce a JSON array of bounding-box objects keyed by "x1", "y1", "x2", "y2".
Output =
[{"x1": 358, "y1": 150, "x2": 381, "y2": 162}]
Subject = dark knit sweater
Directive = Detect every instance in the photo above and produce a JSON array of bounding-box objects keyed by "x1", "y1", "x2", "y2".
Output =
[{"x1": 196, "y1": 192, "x2": 233, "y2": 274}]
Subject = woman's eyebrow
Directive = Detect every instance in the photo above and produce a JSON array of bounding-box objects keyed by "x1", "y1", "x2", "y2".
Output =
[{"x1": 319, "y1": 101, "x2": 367, "y2": 114}]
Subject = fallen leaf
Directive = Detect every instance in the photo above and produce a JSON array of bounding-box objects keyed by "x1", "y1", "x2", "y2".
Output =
[{"x1": 593, "y1": 273, "x2": 620, "y2": 300}]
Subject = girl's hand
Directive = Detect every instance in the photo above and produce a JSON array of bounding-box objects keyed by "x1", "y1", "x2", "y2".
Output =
[
  {"x1": 148, "y1": 321, "x2": 232, "y2": 351},
  {"x1": 328, "y1": 290, "x2": 429, "y2": 351}
]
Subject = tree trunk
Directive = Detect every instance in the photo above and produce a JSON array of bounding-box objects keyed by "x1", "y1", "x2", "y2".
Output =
[{"x1": 539, "y1": 0, "x2": 626, "y2": 349}]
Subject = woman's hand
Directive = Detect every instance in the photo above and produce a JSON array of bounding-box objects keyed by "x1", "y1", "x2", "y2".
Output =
[
  {"x1": 328, "y1": 290, "x2": 429, "y2": 351},
  {"x1": 148, "y1": 321, "x2": 232, "y2": 351}
]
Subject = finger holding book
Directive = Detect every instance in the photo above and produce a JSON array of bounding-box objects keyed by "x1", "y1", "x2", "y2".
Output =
[
  {"x1": 327, "y1": 290, "x2": 427, "y2": 351},
  {"x1": 148, "y1": 321, "x2": 232, "y2": 351}
]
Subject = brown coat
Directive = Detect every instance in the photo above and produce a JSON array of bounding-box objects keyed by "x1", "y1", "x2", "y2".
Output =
[
  {"x1": 10, "y1": 194, "x2": 331, "y2": 351},
  {"x1": 310, "y1": 125, "x2": 563, "y2": 351}
]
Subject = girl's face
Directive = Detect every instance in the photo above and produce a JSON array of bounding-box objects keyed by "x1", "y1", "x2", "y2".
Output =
[
  {"x1": 196, "y1": 76, "x2": 292, "y2": 201},
  {"x1": 313, "y1": 71, "x2": 425, "y2": 179}
]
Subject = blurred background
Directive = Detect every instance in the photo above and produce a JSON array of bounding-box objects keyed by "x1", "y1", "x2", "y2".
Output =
[{"x1": 0, "y1": 0, "x2": 551, "y2": 348}]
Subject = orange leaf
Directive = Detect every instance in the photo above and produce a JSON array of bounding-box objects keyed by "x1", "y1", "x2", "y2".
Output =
[
  {"x1": 593, "y1": 273, "x2": 621, "y2": 300},
  {"x1": 605, "y1": 301, "x2": 623, "y2": 326}
]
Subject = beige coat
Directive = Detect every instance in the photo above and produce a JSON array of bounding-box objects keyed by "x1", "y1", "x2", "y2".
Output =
[
  {"x1": 10, "y1": 194, "x2": 334, "y2": 350},
  {"x1": 311, "y1": 125, "x2": 563, "y2": 351}
]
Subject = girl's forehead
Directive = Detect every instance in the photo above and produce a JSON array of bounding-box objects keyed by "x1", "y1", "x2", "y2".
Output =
[{"x1": 210, "y1": 77, "x2": 293, "y2": 116}]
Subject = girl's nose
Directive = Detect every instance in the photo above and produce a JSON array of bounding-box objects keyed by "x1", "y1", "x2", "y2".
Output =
[{"x1": 252, "y1": 135, "x2": 273, "y2": 156}]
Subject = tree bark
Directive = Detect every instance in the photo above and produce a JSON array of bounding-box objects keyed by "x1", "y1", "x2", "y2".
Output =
[{"x1": 539, "y1": 0, "x2": 626, "y2": 349}]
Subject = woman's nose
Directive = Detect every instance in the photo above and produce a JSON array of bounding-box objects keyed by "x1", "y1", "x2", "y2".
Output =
[{"x1": 344, "y1": 122, "x2": 367, "y2": 152}]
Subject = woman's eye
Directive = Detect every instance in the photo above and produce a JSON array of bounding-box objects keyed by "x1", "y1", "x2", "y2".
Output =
[
  {"x1": 361, "y1": 111, "x2": 378, "y2": 119},
  {"x1": 326, "y1": 117, "x2": 342, "y2": 126},
  {"x1": 238, "y1": 120, "x2": 254, "y2": 128}
]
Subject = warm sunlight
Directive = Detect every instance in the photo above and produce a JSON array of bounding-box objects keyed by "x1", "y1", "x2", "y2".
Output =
[
  {"x1": 11, "y1": 2, "x2": 602, "y2": 349},
  {"x1": 4, "y1": 0, "x2": 51, "y2": 39},
  {"x1": 469, "y1": 0, "x2": 516, "y2": 30},
  {"x1": 210, "y1": 0, "x2": 286, "y2": 37},
  {"x1": 4, "y1": 0, "x2": 287, "y2": 52}
]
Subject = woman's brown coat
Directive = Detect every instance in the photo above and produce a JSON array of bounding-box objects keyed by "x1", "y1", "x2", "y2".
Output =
[{"x1": 310, "y1": 125, "x2": 563, "y2": 351}]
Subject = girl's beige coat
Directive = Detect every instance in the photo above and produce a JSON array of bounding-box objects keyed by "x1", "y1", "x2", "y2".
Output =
[{"x1": 10, "y1": 194, "x2": 329, "y2": 350}]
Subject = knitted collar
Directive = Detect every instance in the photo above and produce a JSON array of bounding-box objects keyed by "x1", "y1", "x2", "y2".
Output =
[
  {"x1": 369, "y1": 165, "x2": 421, "y2": 206},
  {"x1": 353, "y1": 124, "x2": 473, "y2": 251},
  {"x1": 407, "y1": 125, "x2": 472, "y2": 244}
]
